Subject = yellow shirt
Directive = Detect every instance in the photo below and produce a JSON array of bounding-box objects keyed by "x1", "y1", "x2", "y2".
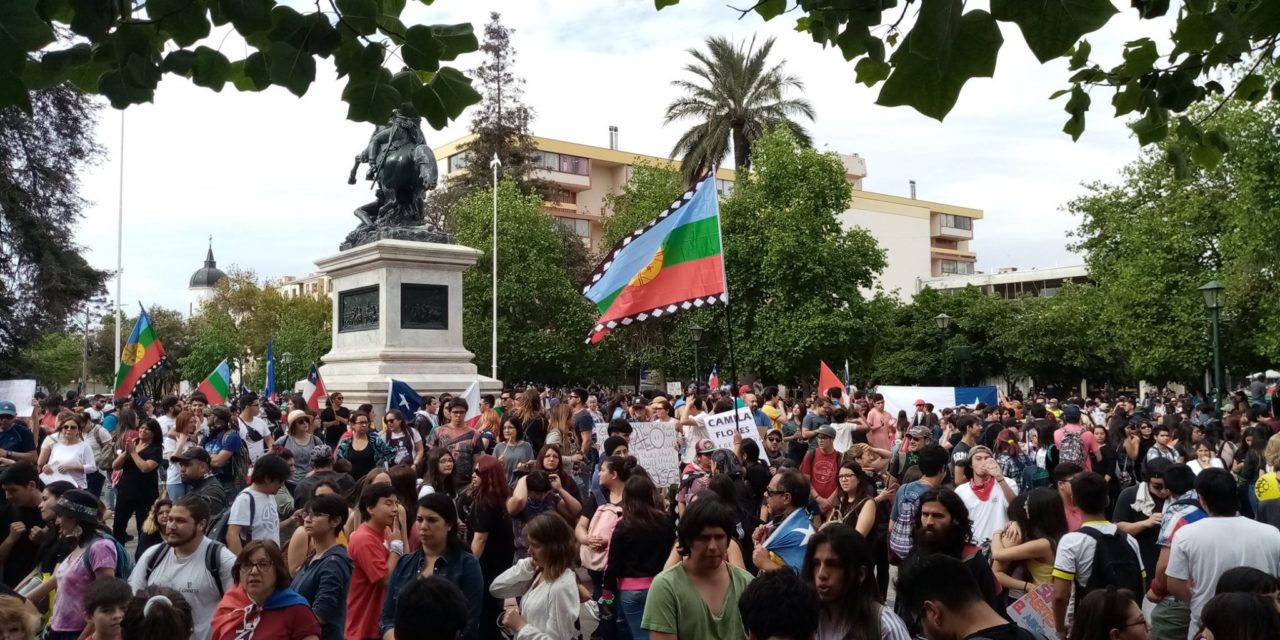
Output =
[{"x1": 762, "y1": 404, "x2": 783, "y2": 430}]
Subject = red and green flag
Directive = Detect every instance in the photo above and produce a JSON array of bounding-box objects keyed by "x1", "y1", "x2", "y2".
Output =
[
  {"x1": 113, "y1": 305, "x2": 168, "y2": 399},
  {"x1": 196, "y1": 359, "x2": 232, "y2": 405},
  {"x1": 582, "y1": 173, "x2": 726, "y2": 343}
]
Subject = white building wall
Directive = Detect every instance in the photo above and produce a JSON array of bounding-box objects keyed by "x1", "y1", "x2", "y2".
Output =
[{"x1": 838, "y1": 206, "x2": 933, "y2": 298}]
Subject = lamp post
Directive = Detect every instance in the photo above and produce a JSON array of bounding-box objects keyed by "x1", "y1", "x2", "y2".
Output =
[
  {"x1": 933, "y1": 313, "x2": 952, "y2": 331},
  {"x1": 1200, "y1": 280, "x2": 1225, "y2": 416},
  {"x1": 691, "y1": 324, "x2": 703, "y2": 388},
  {"x1": 490, "y1": 153, "x2": 501, "y2": 381}
]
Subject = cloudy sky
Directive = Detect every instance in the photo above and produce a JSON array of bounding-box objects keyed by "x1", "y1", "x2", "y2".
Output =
[{"x1": 74, "y1": 1, "x2": 1168, "y2": 315}]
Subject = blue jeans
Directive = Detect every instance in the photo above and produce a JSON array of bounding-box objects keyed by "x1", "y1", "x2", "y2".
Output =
[
  {"x1": 166, "y1": 483, "x2": 188, "y2": 500},
  {"x1": 617, "y1": 589, "x2": 648, "y2": 640},
  {"x1": 86, "y1": 471, "x2": 105, "y2": 498}
]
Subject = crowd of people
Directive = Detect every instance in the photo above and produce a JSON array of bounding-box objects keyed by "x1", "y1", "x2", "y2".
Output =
[{"x1": 0, "y1": 382, "x2": 1276, "y2": 640}]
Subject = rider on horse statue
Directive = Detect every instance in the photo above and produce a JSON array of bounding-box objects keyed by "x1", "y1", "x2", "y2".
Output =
[{"x1": 348, "y1": 103, "x2": 439, "y2": 230}]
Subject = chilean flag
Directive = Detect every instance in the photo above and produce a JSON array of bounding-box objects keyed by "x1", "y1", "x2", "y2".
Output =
[
  {"x1": 459, "y1": 381, "x2": 482, "y2": 427},
  {"x1": 300, "y1": 365, "x2": 327, "y2": 412},
  {"x1": 820, "y1": 360, "x2": 850, "y2": 408},
  {"x1": 708, "y1": 366, "x2": 720, "y2": 391}
]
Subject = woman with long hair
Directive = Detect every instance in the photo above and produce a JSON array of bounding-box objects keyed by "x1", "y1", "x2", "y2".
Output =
[
  {"x1": 1068, "y1": 587, "x2": 1149, "y2": 640},
  {"x1": 285, "y1": 481, "x2": 345, "y2": 573},
  {"x1": 39, "y1": 414, "x2": 98, "y2": 489},
  {"x1": 468, "y1": 456, "x2": 513, "y2": 640},
  {"x1": 802, "y1": 523, "x2": 910, "y2": 640},
  {"x1": 335, "y1": 412, "x2": 394, "y2": 483},
  {"x1": 111, "y1": 418, "x2": 163, "y2": 545},
  {"x1": 1198, "y1": 592, "x2": 1280, "y2": 640},
  {"x1": 491, "y1": 513, "x2": 584, "y2": 640},
  {"x1": 848, "y1": 442, "x2": 897, "y2": 599},
  {"x1": 212, "y1": 541, "x2": 320, "y2": 640},
  {"x1": 382, "y1": 493, "x2": 484, "y2": 639},
  {"x1": 994, "y1": 428, "x2": 1033, "y2": 492},
  {"x1": 544, "y1": 404, "x2": 581, "y2": 468},
  {"x1": 319, "y1": 392, "x2": 349, "y2": 450},
  {"x1": 387, "y1": 464, "x2": 420, "y2": 551},
  {"x1": 1233, "y1": 425, "x2": 1272, "y2": 517},
  {"x1": 163, "y1": 409, "x2": 201, "y2": 500},
  {"x1": 991, "y1": 487, "x2": 1069, "y2": 597},
  {"x1": 123, "y1": 586, "x2": 195, "y2": 640},
  {"x1": 829, "y1": 462, "x2": 877, "y2": 537},
  {"x1": 135, "y1": 496, "x2": 172, "y2": 559},
  {"x1": 382, "y1": 409, "x2": 423, "y2": 468},
  {"x1": 281, "y1": 411, "x2": 323, "y2": 492},
  {"x1": 534, "y1": 444, "x2": 582, "y2": 503},
  {"x1": 494, "y1": 415, "x2": 534, "y2": 483},
  {"x1": 24, "y1": 489, "x2": 125, "y2": 640},
  {"x1": 511, "y1": 389, "x2": 548, "y2": 451},
  {"x1": 424, "y1": 447, "x2": 458, "y2": 498},
  {"x1": 605, "y1": 474, "x2": 675, "y2": 640}
]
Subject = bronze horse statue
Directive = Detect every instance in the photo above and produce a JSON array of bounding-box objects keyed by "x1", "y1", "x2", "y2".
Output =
[{"x1": 348, "y1": 104, "x2": 439, "y2": 229}]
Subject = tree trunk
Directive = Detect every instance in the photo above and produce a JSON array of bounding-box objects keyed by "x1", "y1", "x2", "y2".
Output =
[{"x1": 733, "y1": 126, "x2": 750, "y2": 171}]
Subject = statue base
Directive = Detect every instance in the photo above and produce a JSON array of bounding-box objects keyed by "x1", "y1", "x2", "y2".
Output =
[
  {"x1": 340, "y1": 225, "x2": 454, "y2": 251},
  {"x1": 316, "y1": 239, "x2": 500, "y2": 410}
]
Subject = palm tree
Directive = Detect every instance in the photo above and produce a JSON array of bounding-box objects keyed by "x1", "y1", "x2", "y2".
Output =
[{"x1": 665, "y1": 36, "x2": 816, "y2": 185}]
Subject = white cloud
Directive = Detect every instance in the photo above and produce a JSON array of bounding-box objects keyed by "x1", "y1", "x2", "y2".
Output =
[{"x1": 75, "y1": 1, "x2": 1166, "y2": 316}]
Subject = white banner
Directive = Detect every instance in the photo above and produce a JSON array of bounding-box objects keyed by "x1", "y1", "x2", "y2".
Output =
[
  {"x1": 666, "y1": 382, "x2": 683, "y2": 397},
  {"x1": 877, "y1": 385, "x2": 956, "y2": 418},
  {"x1": 591, "y1": 421, "x2": 680, "y2": 487},
  {"x1": 0, "y1": 380, "x2": 37, "y2": 418},
  {"x1": 702, "y1": 407, "x2": 760, "y2": 451}
]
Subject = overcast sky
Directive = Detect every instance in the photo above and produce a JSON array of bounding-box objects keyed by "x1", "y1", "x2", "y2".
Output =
[{"x1": 74, "y1": 1, "x2": 1168, "y2": 315}]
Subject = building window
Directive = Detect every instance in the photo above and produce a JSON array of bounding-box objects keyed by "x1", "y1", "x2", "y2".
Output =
[
  {"x1": 536, "y1": 151, "x2": 559, "y2": 171},
  {"x1": 940, "y1": 260, "x2": 975, "y2": 275},
  {"x1": 447, "y1": 152, "x2": 471, "y2": 173},
  {"x1": 559, "y1": 154, "x2": 588, "y2": 176},
  {"x1": 548, "y1": 188, "x2": 576, "y2": 204},
  {"x1": 556, "y1": 216, "x2": 590, "y2": 239},
  {"x1": 939, "y1": 214, "x2": 973, "y2": 230},
  {"x1": 716, "y1": 179, "x2": 734, "y2": 196}
]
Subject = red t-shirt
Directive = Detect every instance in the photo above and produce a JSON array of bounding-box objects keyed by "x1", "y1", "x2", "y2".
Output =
[
  {"x1": 802, "y1": 448, "x2": 840, "y2": 499},
  {"x1": 216, "y1": 604, "x2": 320, "y2": 640},
  {"x1": 346, "y1": 523, "x2": 390, "y2": 639}
]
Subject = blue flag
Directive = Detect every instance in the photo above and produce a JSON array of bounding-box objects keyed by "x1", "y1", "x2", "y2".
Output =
[
  {"x1": 263, "y1": 339, "x2": 277, "y2": 403},
  {"x1": 763, "y1": 507, "x2": 815, "y2": 571},
  {"x1": 387, "y1": 378, "x2": 422, "y2": 415}
]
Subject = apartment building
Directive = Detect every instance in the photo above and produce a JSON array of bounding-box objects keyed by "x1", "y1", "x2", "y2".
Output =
[
  {"x1": 918, "y1": 264, "x2": 1090, "y2": 300},
  {"x1": 429, "y1": 131, "x2": 984, "y2": 298}
]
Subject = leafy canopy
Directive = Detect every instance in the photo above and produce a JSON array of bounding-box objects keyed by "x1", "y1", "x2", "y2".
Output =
[
  {"x1": 658, "y1": 0, "x2": 1280, "y2": 174},
  {"x1": 6, "y1": 0, "x2": 481, "y2": 127}
]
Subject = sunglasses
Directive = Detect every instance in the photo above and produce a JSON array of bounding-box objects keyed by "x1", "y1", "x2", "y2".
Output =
[{"x1": 766, "y1": 437, "x2": 782, "y2": 442}]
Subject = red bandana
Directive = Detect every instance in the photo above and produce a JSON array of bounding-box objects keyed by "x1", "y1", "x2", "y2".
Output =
[{"x1": 969, "y1": 475, "x2": 995, "y2": 501}]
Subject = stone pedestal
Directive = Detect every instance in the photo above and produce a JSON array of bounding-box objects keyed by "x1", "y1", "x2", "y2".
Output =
[{"x1": 316, "y1": 239, "x2": 500, "y2": 409}]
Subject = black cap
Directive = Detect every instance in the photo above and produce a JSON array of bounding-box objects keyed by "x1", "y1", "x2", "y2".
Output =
[{"x1": 175, "y1": 446, "x2": 211, "y2": 464}]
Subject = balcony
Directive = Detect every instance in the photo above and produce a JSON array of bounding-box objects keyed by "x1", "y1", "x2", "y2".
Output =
[
  {"x1": 932, "y1": 213, "x2": 974, "y2": 240},
  {"x1": 533, "y1": 168, "x2": 590, "y2": 190}
]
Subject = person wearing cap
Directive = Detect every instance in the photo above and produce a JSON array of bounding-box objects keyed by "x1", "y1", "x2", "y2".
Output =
[
  {"x1": 235, "y1": 393, "x2": 274, "y2": 464},
  {"x1": 178, "y1": 447, "x2": 227, "y2": 520},
  {"x1": 281, "y1": 410, "x2": 323, "y2": 492},
  {"x1": 676, "y1": 439, "x2": 718, "y2": 516},
  {"x1": 200, "y1": 406, "x2": 245, "y2": 496},
  {"x1": 24, "y1": 489, "x2": 124, "y2": 639},
  {"x1": 954, "y1": 445, "x2": 1018, "y2": 546},
  {"x1": 911, "y1": 399, "x2": 938, "y2": 430},
  {"x1": 0, "y1": 401, "x2": 36, "y2": 467},
  {"x1": 890, "y1": 425, "x2": 932, "y2": 481},
  {"x1": 1053, "y1": 404, "x2": 1101, "y2": 473},
  {"x1": 802, "y1": 425, "x2": 841, "y2": 512}
]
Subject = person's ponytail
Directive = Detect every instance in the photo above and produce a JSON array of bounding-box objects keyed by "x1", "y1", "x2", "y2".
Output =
[{"x1": 122, "y1": 586, "x2": 194, "y2": 640}]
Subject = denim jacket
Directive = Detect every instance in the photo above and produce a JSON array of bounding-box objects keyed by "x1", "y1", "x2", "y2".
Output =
[{"x1": 379, "y1": 545, "x2": 484, "y2": 639}]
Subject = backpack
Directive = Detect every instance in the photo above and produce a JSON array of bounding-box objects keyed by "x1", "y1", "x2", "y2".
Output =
[
  {"x1": 1077, "y1": 527, "x2": 1144, "y2": 597},
  {"x1": 206, "y1": 489, "x2": 256, "y2": 546},
  {"x1": 1058, "y1": 426, "x2": 1087, "y2": 467},
  {"x1": 144, "y1": 541, "x2": 227, "y2": 597},
  {"x1": 579, "y1": 502, "x2": 622, "y2": 571},
  {"x1": 711, "y1": 448, "x2": 743, "y2": 480},
  {"x1": 889, "y1": 493, "x2": 918, "y2": 559},
  {"x1": 92, "y1": 426, "x2": 116, "y2": 471},
  {"x1": 81, "y1": 532, "x2": 133, "y2": 579}
]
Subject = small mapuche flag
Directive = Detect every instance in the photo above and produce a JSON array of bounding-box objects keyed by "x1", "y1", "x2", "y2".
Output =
[
  {"x1": 582, "y1": 173, "x2": 726, "y2": 343},
  {"x1": 113, "y1": 305, "x2": 167, "y2": 399},
  {"x1": 197, "y1": 359, "x2": 232, "y2": 406}
]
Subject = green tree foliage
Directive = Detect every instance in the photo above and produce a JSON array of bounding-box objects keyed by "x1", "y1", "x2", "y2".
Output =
[
  {"x1": 1071, "y1": 93, "x2": 1280, "y2": 381},
  {"x1": 0, "y1": 85, "x2": 110, "y2": 375},
  {"x1": 180, "y1": 312, "x2": 239, "y2": 386},
  {"x1": 870, "y1": 287, "x2": 1013, "y2": 387},
  {"x1": 453, "y1": 179, "x2": 597, "y2": 385},
  {"x1": 995, "y1": 284, "x2": 1123, "y2": 388},
  {"x1": 665, "y1": 36, "x2": 815, "y2": 185},
  {"x1": 22, "y1": 332, "x2": 83, "y2": 392},
  {"x1": 91, "y1": 306, "x2": 193, "y2": 396},
  {"x1": 717, "y1": 128, "x2": 887, "y2": 382},
  {"x1": 658, "y1": 0, "x2": 1280, "y2": 173},
  {"x1": 7, "y1": 0, "x2": 481, "y2": 127}
]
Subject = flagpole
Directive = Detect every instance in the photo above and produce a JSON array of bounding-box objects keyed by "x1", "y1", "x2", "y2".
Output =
[
  {"x1": 708, "y1": 168, "x2": 745, "y2": 435},
  {"x1": 114, "y1": 112, "x2": 125, "y2": 378},
  {"x1": 490, "y1": 154, "x2": 500, "y2": 381}
]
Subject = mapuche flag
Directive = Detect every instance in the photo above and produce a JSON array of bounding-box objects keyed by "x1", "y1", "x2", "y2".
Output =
[
  {"x1": 113, "y1": 305, "x2": 167, "y2": 399},
  {"x1": 582, "y1": 173, "x2": 726, "y2": 343},
  {"x1": 197, "y1": 359, "x2": 232, "y2": 405}
]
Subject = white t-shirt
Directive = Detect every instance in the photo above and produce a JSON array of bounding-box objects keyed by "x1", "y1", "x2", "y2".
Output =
[
  {"x1": 1167, "y1": 516, "x2": 1280, "y2": 640},
  {"x1": 157, "y1": 414, "x2": 177, "y2": 437},
  {"x1": 161, "y1": 434, "x2": 195, "y2": 486},
  {"x1": 1052, "y1": 522, "x2": 1144, "y2": 627},
  {"x1": 39, "y1": 440, "x2": 96, "y2": 488},
  {"x1": 682, "y1": 414, "x2": 712, "y2": 464},
  {"x1": 130, "y1": 539, "x2": 237, "y2": 640},
  {"x1": 955, "y1": 478, "x2": 1019, "y2": 545},
  {"x1": 830, "y1": 422, "x2": 857, "y2": 453},
  {"x1": 238, "y1": 416, "x2": 272, "y2": 462},
  {"x1": 1186, "y1": 458, "x2": 1224, "y2": 475},
  {"x1": 228, "y1": 487, "x2": 280, "y2": 544}
]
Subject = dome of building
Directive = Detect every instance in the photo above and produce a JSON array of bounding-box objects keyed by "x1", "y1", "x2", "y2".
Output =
[{"x1": 189, "y1": 240, "x2": 228, "y2": 289}]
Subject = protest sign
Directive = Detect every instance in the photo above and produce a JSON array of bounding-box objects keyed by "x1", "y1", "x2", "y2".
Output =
[
  {"x1": 1006, "y1": 583, "x2": 1060, "y2": 640},
  {"x1": 666, "y1": 382, "x2": 683, "y2": 397},
  {"x1": 702, "y1": 407, "x2": 760, "y2": 451},
  {"x1": 591, "y1": 421, "x2": 680, "y2": 487},
  {"x1": 0, "y1": 380, "x2": 36, "y2": 418}
]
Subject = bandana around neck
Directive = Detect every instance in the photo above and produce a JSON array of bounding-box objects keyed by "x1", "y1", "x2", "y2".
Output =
[{"x1": 968, "y1": 474, "x2": 995, "y2": 501}]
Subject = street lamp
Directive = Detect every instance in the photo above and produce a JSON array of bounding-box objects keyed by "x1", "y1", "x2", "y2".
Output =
[
  {"x1": 281, "y1": 352, "x2": 293, "y2": 393},
  {"x1": 691, "y1": 324, "x2": 703, "y2": 388},
  {"x1": 1200, "y1": 280, "x2": 1225, "y2": 416},
  {"x1": 934, "y1": 313, "x2": 952, "y2": 331}
]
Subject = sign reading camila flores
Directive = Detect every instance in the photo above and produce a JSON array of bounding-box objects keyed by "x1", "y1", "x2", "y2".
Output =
[
  {"x1": 113, "y1": 305, "x2": 167, "y2": 399},
  {"x1": 582, "y1": 173, "x2": 726, "y2": 344}
]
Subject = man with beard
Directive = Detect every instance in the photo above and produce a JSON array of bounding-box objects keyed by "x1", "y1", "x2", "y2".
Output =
[
  {"x1": 897, "y1": 488, "x2": 1003, "y2": 635},
  {"x1": 130, "y1": 495, "x2": 236, "y2": 640},
  {"x1": 897, "y1": 554, "x2": 1042, "y2": 640}
]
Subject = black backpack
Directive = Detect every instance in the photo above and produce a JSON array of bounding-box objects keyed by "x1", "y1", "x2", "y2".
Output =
[
  {"x1": 1078, "y1": 527, "x2": 1144, "y2": 597},
  {"x1": 205, "y1": 489, "x2": 256, "y2": 546}
]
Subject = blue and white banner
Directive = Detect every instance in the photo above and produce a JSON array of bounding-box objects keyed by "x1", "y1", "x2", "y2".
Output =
[{"x1": 878, "y1": 385, "x2": 999, "y2": 417}]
